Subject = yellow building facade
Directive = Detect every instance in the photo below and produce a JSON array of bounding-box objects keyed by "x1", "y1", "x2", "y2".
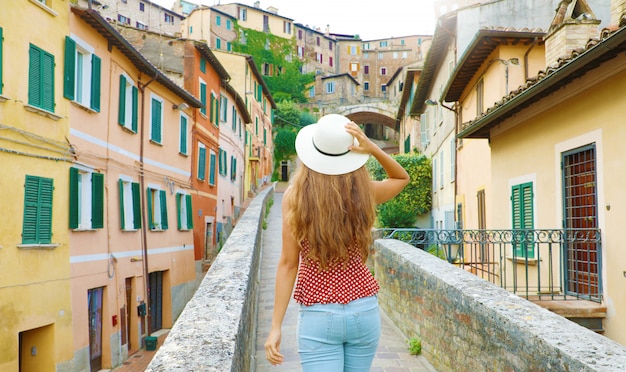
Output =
[{"x1": 0, "y1": 1, "x2": 73, "y2": 371}]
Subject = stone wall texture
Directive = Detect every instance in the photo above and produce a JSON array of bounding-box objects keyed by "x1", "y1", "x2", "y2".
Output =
[
  {"x1": 374, "y1": 239, "x2": 626, "y2": 372},
  {"x1": 145, "y1": 186, "x2": 273, "y2": 372}
]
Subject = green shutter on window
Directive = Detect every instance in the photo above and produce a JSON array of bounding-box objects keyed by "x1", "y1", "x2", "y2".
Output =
[
  {"x1": 118, "y1": 179, "x2": 125, "y2": 229},
  {"x1": 186, "y1": 194, "x2": 193, "y2": 229},
  {"x1": 118, "y1": 75, "x2": 126, "y2": 126},
  {"x1": 69, "y1": 168, "x2": 79, "y2": 229},
  {"x1": 41, "y1": 51, "x2": 55, "y2": 112},
  {"x1": 22, "y1": 176, "x2": 53, "y2": 244},
  {"x1": 131, "y1": 86, "x2": 138, "y2": 132},
  {"x1": 160, "y1": 190, "x2": 168, "y2": 230},
  {"x1": 511, "y1": 182, "x2": 534, "y2": 257},
  {"x1": 198, "y1": 146, "x2": 206, "y2": 180},
  {"x1": 209, "y1": 94, "x2": 215, "y2": 123},
  {"x1": 200, "y1": 58, "x2": 206, "y2": 73},
  {"x1": 63, "y1": 36, "x2": 76, "y2": 100},
  {"x1": 91, "y1": 172, "x2": 104, "y2": 229},
  {"x1": 146, "y1": 188, "x2": 154, "y2": 229},
  {"x1": 28, "y1": 45, "x2": 41, "y2": 108},
  {"x1": 132, "y1": 182, "x2": 141, "y2": 229},
  {"x1": 180, "y1": 116, "x2": 187, "y2": 154},
  {"x1": 209, "y1": 152, "x2": 216, "y2": 185},
  {"x1": 90, "y1": 54, "x2": 101, "y2": 112},
  {"x1": 151, "y1": 98, "x2": 162, "y2": 143},
  {"x1": 200, "y1": 82, "x2": 207, "y2": 115},
  {"x1": 176, "y1": 193, "x2": 182, "y2": 230}
]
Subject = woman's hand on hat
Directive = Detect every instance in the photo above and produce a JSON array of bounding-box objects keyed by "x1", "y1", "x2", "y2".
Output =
[{"x1": 345, "y1": 122, "x2": 376, "y2": 154}]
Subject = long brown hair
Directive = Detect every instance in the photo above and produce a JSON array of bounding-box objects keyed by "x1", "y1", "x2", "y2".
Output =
[{"x1": 285, "y1": 164, "x2": 376, "y2": 269}]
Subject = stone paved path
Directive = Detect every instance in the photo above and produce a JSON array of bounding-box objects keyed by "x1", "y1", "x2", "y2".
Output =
[{"x1": 255, "y1": 191, "x2": 437, "y2": 371}]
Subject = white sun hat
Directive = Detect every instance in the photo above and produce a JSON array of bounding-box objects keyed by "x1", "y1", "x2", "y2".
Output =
[{"x1": 295, "y1": 114, "x2": 370, "y2": 175}]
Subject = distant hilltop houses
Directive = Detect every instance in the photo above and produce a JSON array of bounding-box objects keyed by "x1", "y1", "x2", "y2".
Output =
[{"x1": 87, "y1": 0, "x2": 434, "y2": 106}]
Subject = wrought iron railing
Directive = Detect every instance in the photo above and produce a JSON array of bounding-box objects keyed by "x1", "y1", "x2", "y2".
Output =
[{"x1": 377, "y1": 228, "x2": 602, "y2": 303}]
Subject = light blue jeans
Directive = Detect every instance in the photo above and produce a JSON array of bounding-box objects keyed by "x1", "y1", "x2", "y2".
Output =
[{"x1": 297, "y1": 295, "x2": 381, "y2": 371}]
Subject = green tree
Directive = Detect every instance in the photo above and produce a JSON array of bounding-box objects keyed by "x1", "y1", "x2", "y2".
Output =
[
  {"x1": 232, "y1": 27, "x2": 314, "y2": 103},
  {"x1": 367, "y1": 153, "x2": 432, "y2": 228}
]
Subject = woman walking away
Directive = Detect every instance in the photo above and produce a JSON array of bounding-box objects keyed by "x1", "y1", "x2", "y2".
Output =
[{"x1": 264, "y1": 114, "x2": 410, "y2": 371}]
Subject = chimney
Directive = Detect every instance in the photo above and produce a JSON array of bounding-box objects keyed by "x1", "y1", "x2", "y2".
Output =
[
  {"x1": 544, "y1": 0, "x2": 600, "y2": 67},
  {"x1": 254, "y1": 1, "x2": 260, "y2": 8},
  {"x1": 612, "y1": 0, "x2": 626, "y2": 27}
]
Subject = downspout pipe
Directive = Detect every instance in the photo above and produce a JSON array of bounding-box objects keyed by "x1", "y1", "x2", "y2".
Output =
[{"x1": 137, "y1": 73, "x2": 158, "y2": 337}]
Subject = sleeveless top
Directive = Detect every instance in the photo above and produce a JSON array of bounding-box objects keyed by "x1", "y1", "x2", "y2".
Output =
[{"x1": 293, "y1": 238, "x2": 379, "y2": 306}]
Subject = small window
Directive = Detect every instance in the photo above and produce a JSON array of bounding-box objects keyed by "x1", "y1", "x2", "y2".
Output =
[
  {"x1": 28, "y1": 44, "x2": 55, "y2": 112},
  {"x1": 149, "y1": 95, "x2": 163, "y2": 143},
  {"x1": 176, "y1": 193, "x2": 193, "y2": 230},
  {"x1": 139, "y1": 2, "x2": 145, "y2": 11},
  {"x1": 147, "y1": 187, "x2": 168, "y2": 231},
  {"x1": 118, "y1": 74, "x2": 138, "y2": 132},
  {"x1": 197, "y1": 143, "x2": 207, "y2": 180},
  {"x1": 216, "y1": 15, "x2": 221, "y2": 26},
  {"x1": 209, "y1": 151, "x2": 217, "y2": 185},
  {"x1": 364, "y1": 82, "x2": 369, "y2": 91},
  {"x1": 64, "y1": 36, "x2": 101, "y2": 112},
  {"x1": 118, "y1": 179, "x2": 142, "y2": 230},
  {"x1": 136, "y1": 22, "x2": 147, "y2": 30},
  {"x1": 118, "y1": 14, "x2": 130, "y2": 25},
  {"x1": 326, "y1": 81, "x2": 335, "y2": 94},
  {"x1": 22, "y1": 175, "x2": 54, "y2": 244},
  {"x1": 69, "y1": 168, "x2": 104, "y2": 230},
  {"x1": 380, "y1": 67, "x2": 387, "y2": 75},
  {"x1": 218, "y1": 148, "x2": 228, "y2": 176},
  {"x1": 164, "y1": 14, "x2": 174, "y2": 24},
  {"x1": 179, "y1": 114, "x2": 188, "y2": 155}
]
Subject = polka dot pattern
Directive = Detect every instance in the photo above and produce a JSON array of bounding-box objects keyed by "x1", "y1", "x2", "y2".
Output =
[{"x1": 293, "y1": 239, "x2": 379, "y2": 305}]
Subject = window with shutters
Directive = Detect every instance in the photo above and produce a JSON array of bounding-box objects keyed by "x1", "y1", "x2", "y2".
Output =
[
  {"x1": 231, "y1": 106, "x2": 237, "y2": 131},
  {"x1": 326, "y1": 81, "x2": 335, "y2": 94},
  {"x1": 210, "y1": 92, "x2": 219, "y2": 126},
  {"x1": 220, "y1": 95, "x2": 228, "y2": 122},
  {"x1": 64, "y1": 36, "x2": 101, "y2": 112},
  {"x1": 218, "y1": 148, "x2": 228, "y2": 176},
  {"x1": 69, "y1": 167, "x2": 104, "y2": 230},
  {"x1": 179, "y1": 113, "x2": 188, "y2": 155},
  {"x1": 176, "y1": 192, "x2": 193, "y2": 230},
  {"x1": 22, "y1": 175, "x2": 54, "y2": 245},
  {"x1": 118, "y1": 74, "x2": 138, "y2": 132},
  {"x1": 511, "y1": 182, "x2": 534, "y2": 257},
  {"x1": 199, "y1": 78, "x2": 207, "y2": 116},
  {"x1": 230, "y1": 155, "x2": 237, "y2": 181},
  {"x1": 209, "y1": 151, "x2": 217, "y2": 186},
  {"x1": 147, "y1": 187, "x2": 168, "y2": 231},
  {"x1": 197, "y1": 143, "x2": 207, "y2": 180},
  {"x1": 150, "y1": 94, "x2": 163, "y2": 144},
  {"x1": 28, "y1": 44, "x2": 55, "y2": 112},
  {"x1": 118, "y1": 178, "x2": 141, "y2": 231}
]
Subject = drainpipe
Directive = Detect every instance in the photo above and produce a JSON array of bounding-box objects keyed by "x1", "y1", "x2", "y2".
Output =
[
  {"x1": 137, "y1": 73, "x2": 157, "y2": 337},
  {"x1": 524, "y1": 37, "x2": 540, "y2": 81}
]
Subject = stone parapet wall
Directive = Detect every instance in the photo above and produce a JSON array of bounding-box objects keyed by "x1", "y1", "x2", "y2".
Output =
[
  {"x1": 146, "y1": 186, "x2": 273, "y2": 372},
  {"x1": 373, "y1": 239, "x2": 626, "y2": 372}
]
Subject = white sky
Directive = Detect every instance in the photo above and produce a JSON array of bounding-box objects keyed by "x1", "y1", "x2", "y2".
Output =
[{"x1": 153, "y1": 0, "x2": 437, "y2": 40}]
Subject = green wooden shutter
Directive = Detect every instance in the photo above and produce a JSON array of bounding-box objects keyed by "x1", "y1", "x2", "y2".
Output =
[
  {"x1": 91, "y1": 172, "x2": 104, "y2": 229},
  {"x1": 151, "y1": 98, "x2": 162, "y2": 142},
  {"x1": 22, "y1": 176, "x2": 53, "y2": 244},
  {"x1": 198, "y1": 146, "x2": 206, "y2": 180},
  {"x1": 41, "y1": 51, "x2": 54, "y2": 112},
  {"x1": 209, "y1": 93, "x2": 215, "y2": 121},
  {"x1": 118, "y1": 75, "x2": 126, "y2": 126},
  {"x1": 146, "y1": 188, "x2": 154, "y2": 229},
  {"x1": 511, "y1": 182, "x2": 534, "y2": 257},
  {"x1": 90, "y1": 54, "x2": 101, "y2": 112},
  {"x1": 209, "y1": 152, "x2": 216, "y2": 185},
  {"x1": 28, "y1": 45, "x2": 42, "y2": 108},
  {"x1": 131, "y1": 86, "x2": 138, "y2": 132},
  {"x1": 176, "y1": 194, "x2": 182, "y2": 230},
  {"x1": 200, "y1": 58, "x2": 206, "y2": 73},
  {"x1": 69, "y1": 168, "x2": 79, "y2": 229},
  {"x1": 186, "y1": 194, "x2": 193, "y2": 228},
  {"x1": 118, "y1": 179, "x2": 125, "y2": 229},
  {"x1": 179, "y1": 116, "x2": 187, "y2": 154},
  {"x1": 160, "y1": 190, "x2": 168, "y2": 230},
  {"x1": 200, "y1": 82, "x2": 207, "y2": 115},
  {"x1": 63, "y1": 36, "x2": 76, "y2": 100},
  {"x1": 132, "y1": 182, "x2": 142, "y2": 229}
]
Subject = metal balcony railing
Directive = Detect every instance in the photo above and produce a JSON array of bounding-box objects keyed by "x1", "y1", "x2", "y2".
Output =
[{"x1": 378, "y1": 228, "x2": 603, "y2": 303}]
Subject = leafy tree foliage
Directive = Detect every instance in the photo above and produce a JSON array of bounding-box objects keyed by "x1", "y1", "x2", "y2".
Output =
[
  {"x1": 232, "y1": 27, "x2": 314, "y2": 103},
  {"x1": 367, "y1": 152, "x2": 432, "y2": 228}
]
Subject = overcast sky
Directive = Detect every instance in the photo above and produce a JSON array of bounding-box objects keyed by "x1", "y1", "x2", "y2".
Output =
[{"x1": 152, "y1": 0, "x2": 437, "y2": 40}]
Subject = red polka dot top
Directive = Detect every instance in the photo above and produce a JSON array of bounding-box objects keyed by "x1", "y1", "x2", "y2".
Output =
[{"x1": 293, "y1": 239, "x2": 379, "y2": 305}]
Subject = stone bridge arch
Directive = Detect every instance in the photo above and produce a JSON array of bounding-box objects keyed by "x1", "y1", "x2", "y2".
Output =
[{"x1": 332, "y1": 101, "x2": 400, "y2": 152}]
